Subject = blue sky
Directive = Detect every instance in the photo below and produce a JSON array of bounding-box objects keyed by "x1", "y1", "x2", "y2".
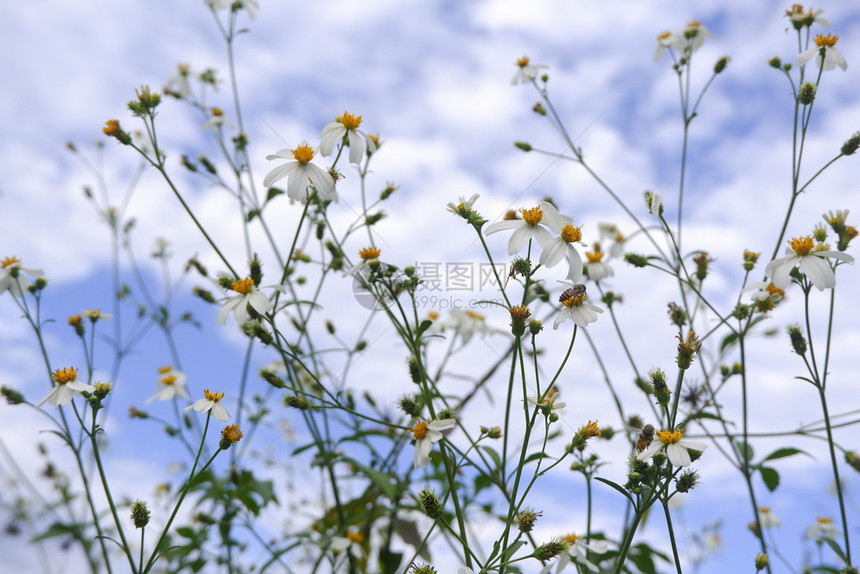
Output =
[{"x1": 2, "y1": 1, "x2": 860, "y2": 572}]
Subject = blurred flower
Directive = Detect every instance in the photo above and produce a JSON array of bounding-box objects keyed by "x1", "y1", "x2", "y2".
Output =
[
  {"x1": 584, "y1": 243, "x2": 614, "y2": 283},
  {"x1": 166, "y1": 63, "x2": 192, "y2": 98},
  {"x1": 36, "y1": 367, "x2": 96, "y2": 408},
  {"x1": 540, "y1": 217, "x2": 585, "y2": 282},
  {"x1": 553, "y1": 534, "x2": 610, "y2": 573},
  {"x1": 447, "y1": 309, "x2": 491, "y2": 344},
  {"x1": 145, "y1": 366, "x2": 190, "y2": 404},
  {"x1": 319, "y1": 111, "x2": 376, "y2": 165},
  {"x1": 263, "y1": 143, "x2": 336, "y2": 203},
  {"x1": 795, "y1": 34, "x2": 847, "y2": 71},
  {"x1": 528, "y1": 388, "x2": 565, "y2": 416},
  {"x1": 654, "y1": 31, "x2": 683, "y2": 62},
  {"x1": 411, "y1": 418, "x2": 456, "y2": 467},
  {"x1": 218, "y1": 277, "x2": 272, "y2": 325},
  {"x1": 805, "y1": 516, "x2": 839, "y2": 540},
  {"x1": 201, "y1": 107, "x2": 234, "y2": 131},
  {"x1": 344, "y1": 247, "x2": 380, "y2": 277},
  {"x1": 764, "y1": 236, "x2": 854, "y2": 290},
  {"x1": 511, "y1": 56, "x2": 548, "y2": 85},
  {"x1": 679, "y1": 21, "x2": 713, "y2": 53},
  {"x1": 758, "y1": 507, "x2": 780, "y2": 529},
  {"x1": 331, "y1": 531, "x2": 364, "y2": 558},
  {"x1": 0, "y1": 257, "x2": 43, "y2": 297},
  {"x1": 446, "y1": 193, "x2": 480, "y2": 218},
  {"x1": 637, "y1": 428, "x2": 707, "y2": 467},
  {"x1": 185, "y1": 389, "x2": 230, "y2": 421},
  {"x1": 786, "y1": 5, "x2": 830, "y2": 29}
]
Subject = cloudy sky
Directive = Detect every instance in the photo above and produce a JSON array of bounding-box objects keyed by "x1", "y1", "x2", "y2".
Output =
[{"x1": 2, "y1": 1, "x2": 860, "y2": 572}]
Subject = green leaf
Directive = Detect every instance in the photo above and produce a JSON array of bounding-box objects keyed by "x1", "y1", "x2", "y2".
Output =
[
  {"x1": 246, "y1": 209, "x2": 259, "y2": 222},
  {"x1": 594, "y1": 477, "x2": 634, "y2": 505},
  {"x1": 351, "y1": 462, "x2": 397, "y2": 501},
  {"x1": 266, "y1": 187, "x2": 284, "y2": 203},
  {"x1": 759, "y1": 466, "x2": 780, "y2": 492},
  {"x1": 719, "y1": 332, "x2": 738, "y2": 352},
  {"x1": 31, "y1": 521, "x2": 82, "y2": 542},
  {"x1": 501, "y1": 540, "x2": 525, "y2": 563},
  {"x1": 735, "y1": 440, "x2": 754, "y2": 462},
  {"x1": 762, "y1": 447, "x2": 810, "y2": 462},
  {"x1": 820, "y1": 536, "x2": 848, "y2": 565},
  {"x1": 482, "y1": 445, "x2": 502, "y2": 470},
  {"x1": 416, "y1": 319, "x2": 433, "y2": 337}
]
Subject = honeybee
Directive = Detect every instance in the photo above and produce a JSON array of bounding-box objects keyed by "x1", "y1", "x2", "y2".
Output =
[
  {"x1": 558, "y1": 283, "x2": 586, "y2": 303},
  {"x1": 635, "y1": 424, "x2": 656, "y2": 452}
]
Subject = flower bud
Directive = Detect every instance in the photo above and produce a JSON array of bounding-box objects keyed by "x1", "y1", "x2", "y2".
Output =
[
  {"x1": 714, "y1": 56, "x2": 730, "y2": 74},
  {"x1": 515, "y1": 141, "x2": 533, "y2": 152},
  {"x1": 533, "y1": 539, "x2": 566, "y2": 561},
  {"x1": 509, "y1": 305, "x2": 531, "y2": 337},
  {"x1": 768, "y1": 56, "x2": 782, "y2": 69},
  {"x1": 798, "y1": 82, "x2": 817, "y2": 105},
  {"x1": 667, "y1": 302, "x2": 688, "y2": 327},
  {"x1": 1, "y1": 386, "x2": 24, "y2": 405},
  {"x1": 624, "y1": 253, "x2": 649, "y2": 267},
  {"x1": 787, "y1": 324, "x2": 807, "y2": 355},
  {"x1": 517, "y1": 508, "x2": 541, "y2": 533},
  {"x1": 842, "y1": 132, "x2": 860, "y2": 156},
  {"x1": 529, "y1": 319, "x2": 543, "y2": 335},
  {"x1": 131, "y1": 501, "x2": 150, "y2": 528},
  {"x1": 755, "y1": 553, "x2": 769, "y2": 571},
  {"x1": 417, "y1": 488, "x2": 443, "y2": 519}
]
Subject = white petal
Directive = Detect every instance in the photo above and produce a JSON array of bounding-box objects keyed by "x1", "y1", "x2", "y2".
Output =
[
  {"x1": 666, "y1": 443, "x2": 692, "y2": 467},
  {"x1": 211, "y1": 403, "x2": 230, "y2": 422},
  {"x1": 553, "y1": 307, "x2": 571, "y2": 330},
  {"x1": 565, "y1": 247, "x2": 584, "y2": 282},
  {"x1": 428, "y1": 419, "x2": 456, "y2": 432},
  {"x1": 414, "y1": 438, "x2": 432, "y2": 467},
  {"x1": 265, "y1": 148, "x2": 293, "y2": 161},
  {"x1": 539, "y1": 201, "x2": 572, "y2": 232},
  {"x1": 507, "y1": 224, "x2": 533, "y2": 255},
  {"x1": 319, "y1": 123, "x2": 345, "y2": 156},
  {"x1": 799, "y1": 255, "x2": 836, "y2": 290},
  {"x1": 219, "y1": 296, "x2": 243, "y2": 325},
  {"x1": 262, "y1": 162, "x2": 296, "y2": 188},
  {"x1": 636, "y1": 442, "x2": 663, "y2": 461},
  {"x1": 539, "y1": 238, "x2": 566, "y2": 267},
  {"x1": 348, "y1": 133, "x2": 366, "y2": 165},
  {"x1": 306, "y1": 163, "x2": 336, "y2": 200},
  {"x1": 484, "y1": 220, "x2": 522, "y2": 236}
]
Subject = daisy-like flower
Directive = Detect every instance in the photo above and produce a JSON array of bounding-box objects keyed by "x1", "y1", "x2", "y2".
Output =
[
  {"x1": 795, "y1": 34, "x2": 847, "y2": 71},
  {"x1": 344, "y1": 247, "x2": 381, "y2": 277},
  {"x1": 527, "y1": 388, "x2": 565, "y2": 416},
  {"x1": 584, "y1": 243, "x2": 614, "y2": 283},
  {"x1": 83, "y1": 309, "x2": 112, "y2": 322},
  {"x1": 679, "y1": 21, "x2": 713, "y2": 54},
  {"x1": 511, "y1": 56, "x2": 549, "y2": 85},
  {"x1": 540, "y1": 217, "x2": 585, "y2": 282},
  {"x1": 218, "y1": 277, "x2": 272, "y2": 325},
  {"x1": 319, "y1": 111, "x2": 376, "y2": 165},
  {"x1": 411, "y1": 418, "x2": 456, "y2": 467},
  {"x1": 654, "y1": 31, "x2": 684, "y2": 62},
  {"x1": 786, "y1": 5, "x2": 830, "y2": 29},
  {"x1": 0, "y1": 256, "x2": 43, "y2": 297},
  {"x1": 331, "y1": 531, "x2": 365, "y2": 558},
  {"x1": 145, "y1": 366, "x2": 190, "y2": 404},
  {"x1": 263, "y1": 142, "x2": 336, "y2": 204},
  {"x1": 446, "y1": 193, "x2": 480, "y2": 218},
  {"x1": 554, "y1": 284, "x2": 603, "y2": 329},
  {"x1": 36, "y1": 367, "x2": 97, "y2": 408},
  {"x1": 166, "y1": 63, "x2": 192, "y2": 99},
  {"x1": 201, "y1": 107, "x2": 234, "y2": 131},
  {"x1": 447, "y1": 309, "x2": 491, "y2": 344},
  {"x1": 637, "y1": 428, "x2": 707, "y2": 467},
  {"x1": 185, "y1": 389, "x2": 230, "y2": 422},
  {"x1": 805, "y1": 516, "x2": 839, "y2": 540},
  {"x1": 551, "y1": 533, "x2": 610, "y2": 573},
  {"x1": 645, "y1": 190, "x2": 663, "y2": 217},
  {"x1": 743, "y1": 281, "x2": 785, "y2": 313},
  {"x1": 758, "y1": 507, "x2": 781, "y2": 529},
  {"x1": 485, "y1": 201, "x2": 571, "y2": 256},
  {"x1": 764, "y1": 236, "x2": 854, "y2": 291}
]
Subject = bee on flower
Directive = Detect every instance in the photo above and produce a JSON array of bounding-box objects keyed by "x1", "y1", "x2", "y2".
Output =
[{"x1": 554, "y1": 282, "x2": 603, "y2": 329}]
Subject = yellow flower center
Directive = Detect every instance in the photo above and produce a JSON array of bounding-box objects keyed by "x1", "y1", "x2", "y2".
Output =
[
  {"x1": 427, "y1": 311, "x2": 439, "y2": 320},
  {"x1": 789, "y1": 236, "x2": 815, "y2": 255},
  {"x1": 52, "y1": 367, "x2": 78, "y2": 385},
  {"x1": 582, "y1": 420, "x2": 601, "y2": 438},
  {"x1": 178, "y1": 63, "x2": 190, "y2": 75},
  {"x1": 561, "y1": 292, "x2": 586, "y2": 308},
  {"x1": 161, "y1": 375, "x2": 177, "y2": 386},
  {"x1": 815, "y1": 34, "x2": 838, "y2": 48},
  {"x1": 765, "y1": 283, "x2": 785, "y2": 298},
  {"x1": 560, "y1": 224, "x2": 582, "y2": 243},
  {"x1": 231, "y1": 277, "x2": 255, "y2": 294},
  {"x1": 465, "y1": 310, "x2": 485, "y2": 320},
  {"x1": 338, "y1": 112, "x2": 362, "y2": 131},
  {"x1": 817, "y1": 516, "x2": 833, "y2": 525},
  {"x1": 1, "y1": 256, "x2": 21, "y2": 269},
  {"x1": 785, "y1": 4, "x2": 804, "y2": 17},
  {"x1": 586, "y1": 251, "x2": 604, "y2": 263},
  {"x1": 203, "y1": 389, "x2": 225, "y2": 402},
  {"x1": 103, "y1": 119, "x2": 121, "y2": 136},
  {"x1": 359, "y1": 247, "x2": 380, "y2": 261},
  {"x1": 657, "y1": 31, "x2": 672, "y2": 41},
  {"x1": 368, "y1": 134, "x2": 381, "y2": 147},
  {"x1": 760, "y1": 507, "x2": 771, "y2": 514},
  {"x1": 541, "y1": 389, "x2": 559, "y2": 405},
  {"x1": 346, "y1": 531, "x2": 364, "y2": 543},
  {"x1": 687, "y1": 21, "x2": 702, "y2": 29},
  {"x1": 158, "y1": 365, "x2": 173, "y2": 374},
  {"x1": 412, "y1": 421, "x2": 429, "y2": 440},
  {"x1": 509, "y1": 305, "x2": 531, "y2": 321},
  {"x1": 657, "y1": 429, "x2": 684, "y2": 444},
  {"x1": 521, "y1": 206, "x2": 543, "y2": 225},
  {"x1": 563, "y1": 533, "x2": 580, "y2": 545},
  {"x1": 516, "y1": 56, "x2": 530, "y2": 68},
  {"x1": 221, "y1": 424, "x2": 244, "y2": 444},
  {"x1": 68, "y1": 315, "x2": 83, "y2": 326},
  {"x1": 291, "y1": 145, "x2": 315, "y2": 164}
]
